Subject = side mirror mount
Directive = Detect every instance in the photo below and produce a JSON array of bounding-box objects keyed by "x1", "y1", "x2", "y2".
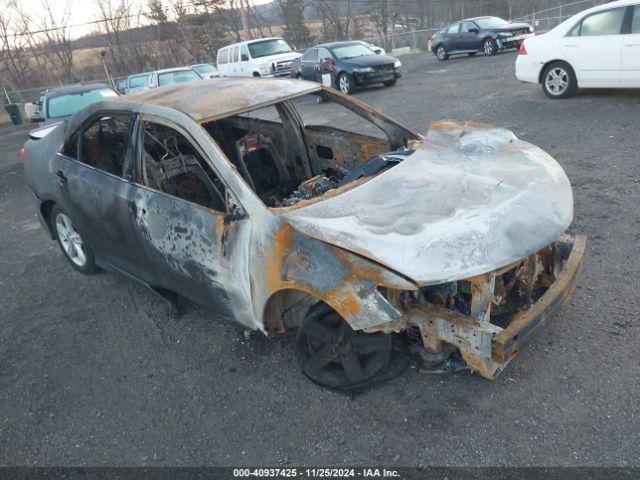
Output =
[
  {"x1": 469, "y1": 27, "x2": 479, "y2": 33},
  {"x1": 241, "y1": 53, "x2": 249, "y2": 62},
  {"x1": 225, "y1": 191, "x2": 247, "y2": 222}
]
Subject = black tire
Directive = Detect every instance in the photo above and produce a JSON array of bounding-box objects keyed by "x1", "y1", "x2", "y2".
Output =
[
  {"x1": 383, "y1": 78, "x2": 397, "y2": 87},
  {"x1": 50, "y1": 205, "x2": 96, "y2": 274},
  {"x1": 468, "y1": 52, "x2": 477, "y2": 56},
  {"x1": 295, "y1": 302, "x2": 392, "y2": 391},
  {"x1": 483, "y1": 38, "x2": 497, "y2": 56},
  {"x1": 337, "y1": 72, "x2": 355, "y2": 95},
  {"x1": 295, "y1": 73, "x2": 302, "y2": 80},
  {"x1": 252, "y1": 72, "x2": 261, "y2": 77},
  {"x1": 435, "y1": 44, "x2": 448, "y2": 61},
  {"x1": 541, "y1": 61, "x2": 577, "y2": 99}
]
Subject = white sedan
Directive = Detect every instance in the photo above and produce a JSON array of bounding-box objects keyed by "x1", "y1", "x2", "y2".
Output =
[{"x1": 516, "y1": 0, "x2": 640, "y2": 98}]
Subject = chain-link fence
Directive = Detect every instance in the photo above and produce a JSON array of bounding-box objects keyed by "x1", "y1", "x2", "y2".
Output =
[{"x1": 515, "y1": 0, "x2": 611, "y2": 32}]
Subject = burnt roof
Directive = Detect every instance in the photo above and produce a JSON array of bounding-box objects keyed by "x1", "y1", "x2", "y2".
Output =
[{"x1": 124, "y1": 77, "x2": 321, "y2": 123}]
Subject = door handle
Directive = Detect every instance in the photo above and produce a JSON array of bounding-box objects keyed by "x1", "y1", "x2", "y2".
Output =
[
  {"x1": 563, "y1": 43, "x2": 578, "y2": 47},
  {"x1": 624, "y1": 43, "x2": 640, "y2": 46},
  {"x1": 56, "y1": 170, "x2": 67, "y2": 186}
]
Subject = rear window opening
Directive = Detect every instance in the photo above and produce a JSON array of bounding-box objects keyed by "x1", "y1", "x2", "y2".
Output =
[{"x1": 202, "y1": 91, "x2": 419, "y2": 208}]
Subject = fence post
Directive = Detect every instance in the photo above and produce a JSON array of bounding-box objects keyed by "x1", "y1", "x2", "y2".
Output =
[{"x1": 559, "y1": 4, "x2": 563, "y2": 27}]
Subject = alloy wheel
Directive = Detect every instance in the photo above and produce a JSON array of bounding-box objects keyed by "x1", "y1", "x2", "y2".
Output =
[
  {"x1": 545, "y1": 67, "x2": 569, "y2": 96},
  {"x1": 296, "y1": 305, "x2": 392, "y2": 390},
  {"x1": 339, "y1": 74, "x2": 350, "y2": 94},
  {"x1": 483, "y1": 40, "x2": 494, "y2": 55},
  {"x1": 55, "y1": 213, "x2": 87, "y2": 267},
  {"x1": 437, "y1": 46, "x2": 446, "y2": 61}
]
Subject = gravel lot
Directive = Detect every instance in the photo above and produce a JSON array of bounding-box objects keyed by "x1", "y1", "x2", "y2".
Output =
[{"x1": 1, "y1": 51, "x2": 639, "y2": 467}]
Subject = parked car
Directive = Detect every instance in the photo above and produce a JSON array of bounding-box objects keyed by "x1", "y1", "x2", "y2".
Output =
[
  {"x1": 516, "y1": 0, "x2": 639, "y2": 99},
  {"x1": 30, "y1": 84, "x2": 118, "y2": 125},
  {"x1": 430, "y1": 16, "x2": 534, "y2": 61},
  {"x1": 125, "y1": 72, "x2": 152, "y2": 94},
  {"x1": 190, "y1": 63, "x2": 220, "y2": 78},
  {"x1": 290, "y1": 41, "x2": 402, "y2": 94},
  {"x1": 216, "y1": 37, "x2": 302, "y2": 77},
  {"x1": 22, "y1": 78, "x2": 585, "y2": 390}
]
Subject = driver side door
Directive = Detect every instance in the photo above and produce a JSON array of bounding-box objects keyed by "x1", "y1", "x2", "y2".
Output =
[{"x1": 129, "y1": 116, "x2": 254, "y2": 325}]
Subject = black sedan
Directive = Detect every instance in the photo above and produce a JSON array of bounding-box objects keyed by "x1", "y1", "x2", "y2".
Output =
[
  {"x1": 429, "y1": 16, "x2": 534, "y2": 61},
  {"x1": 291, "y1": 41, "x2": 402, "y2": 94}
]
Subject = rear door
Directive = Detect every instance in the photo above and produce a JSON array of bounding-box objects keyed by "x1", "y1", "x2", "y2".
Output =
[
  {"x1": 561, "y1": 6, "x2": 626, "y2": 87},
  {"x1": 129, "y1": 116, "x2": 254, "y2": 324},
  {"x1": 621, "y1": 4, "x2": 640, "y2": 86},
  {"x1": 445, "y1": 23, "x2": 461, "y2": 51},
  {"x1": 52, "y1": 111, "x2": 144, "y2": 275}
]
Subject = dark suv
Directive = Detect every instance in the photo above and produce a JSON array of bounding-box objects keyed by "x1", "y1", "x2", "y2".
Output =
[{"x1": 430, "y1": 16, "x2": 534, "y2": 61}]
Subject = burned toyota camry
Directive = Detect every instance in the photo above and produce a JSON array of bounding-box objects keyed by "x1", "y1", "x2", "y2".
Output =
[{"x1": 23, "y1": 78, "x2": 585, "y2": 390}]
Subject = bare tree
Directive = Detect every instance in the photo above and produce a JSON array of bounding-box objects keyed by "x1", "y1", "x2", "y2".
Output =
[
  {"x1": 0, "y1": 1, "x2": 31, "y2": 90},
  {"x1": 35, "y1": 0, "x2": 75, "y2": 82},
  {"x1": 314, "y1": 0, "x2": 353, "y2": 41},
  {"x1": 275, "y1": 0, "x2": 311, "y2": 49}
]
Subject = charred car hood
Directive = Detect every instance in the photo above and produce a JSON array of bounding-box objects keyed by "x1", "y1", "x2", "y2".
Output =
[{"x1": 284, "y1": 121, "x2": 573, "y2": 285}]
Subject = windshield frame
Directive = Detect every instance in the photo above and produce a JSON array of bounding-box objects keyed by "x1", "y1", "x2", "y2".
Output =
[
  {"x1": 46, "y1": 88, "x2": 118, "y2": 119},
  {"x1": 246, "y1": 38, "x2": 293, "y2": 59}
]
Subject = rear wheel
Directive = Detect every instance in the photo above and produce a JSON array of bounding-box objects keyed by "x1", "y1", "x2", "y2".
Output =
[
  {"x1": 435, "y1": 45, "x2": 448, "y2": 61},
  {"x1": 295, "y1": 303, "x2": 392, "y2": 391},
  {"x1": 51, "y1": 205, "x2": 96, "y2": 274},
  {"x1": 483, "y1": 38, "x2": 497, "y2": 56},
  {"x1": 541, "y1": 61, "x2": 577, "y2": 99}
]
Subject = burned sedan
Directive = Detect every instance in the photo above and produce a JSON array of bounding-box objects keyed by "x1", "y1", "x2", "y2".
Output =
[{"x1": 23, "y1": 78, "x2": 585, "y2": 390}]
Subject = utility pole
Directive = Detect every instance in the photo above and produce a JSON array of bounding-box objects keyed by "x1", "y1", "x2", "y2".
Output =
[
  {"x1": 382, "y1": 0, "x2": 388, "y2": 51},
  {"x1": 100, "y1": 50, "x2": 115, "y2": 90},
  {"x1": 240, "y1": 0, "x2": 251, "y2": 41}
]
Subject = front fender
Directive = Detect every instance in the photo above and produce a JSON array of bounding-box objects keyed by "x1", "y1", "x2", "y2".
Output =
[{"x1": 258, "y1": 224, "x2": 415, "y2": 331}]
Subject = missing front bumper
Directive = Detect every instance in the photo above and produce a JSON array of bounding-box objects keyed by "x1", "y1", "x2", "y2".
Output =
[{"x1": 402, "y1": 234, "x2": 586, "y2": 379}]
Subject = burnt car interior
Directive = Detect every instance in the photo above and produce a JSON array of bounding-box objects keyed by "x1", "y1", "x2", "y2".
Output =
[
  {"x1": 139, "y1": 121, "x2": 227, "y2": 212},
  {"x1": 62, "y1": 114, "x2": 133, "y2": 177},
  {"x1": 201, "y1": 92, "x2": 420, "y2": 207}
]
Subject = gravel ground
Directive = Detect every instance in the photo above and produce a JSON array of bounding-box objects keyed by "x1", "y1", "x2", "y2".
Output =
[{"x1": 1, "y1": 51, "x2": 639, "y2": 467}]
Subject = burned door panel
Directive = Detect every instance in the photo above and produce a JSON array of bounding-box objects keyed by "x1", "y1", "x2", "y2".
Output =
[{"x1": 129, "y1": 187, "x2": 239, "y2": 320}]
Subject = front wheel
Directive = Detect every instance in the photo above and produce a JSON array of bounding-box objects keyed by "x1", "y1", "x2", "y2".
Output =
[
  {"x1": 338, "y1": 72, "x2": 355, "y2": 94},
  {"x1": 383, "y1": 78, "x2": 397, "y2": 87},
  {"x1": 295, "y1": 303, "x2": 392, "y2": 391},
  {"x1": 483, "y1": 38, "x2": 497, "y2": 56},
  {"x1": 51, "y1": 205, "x2": 96, "y2": 274},
  {"x1": 541, "y1": 61, "x2": 577, "y2": 99}
]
